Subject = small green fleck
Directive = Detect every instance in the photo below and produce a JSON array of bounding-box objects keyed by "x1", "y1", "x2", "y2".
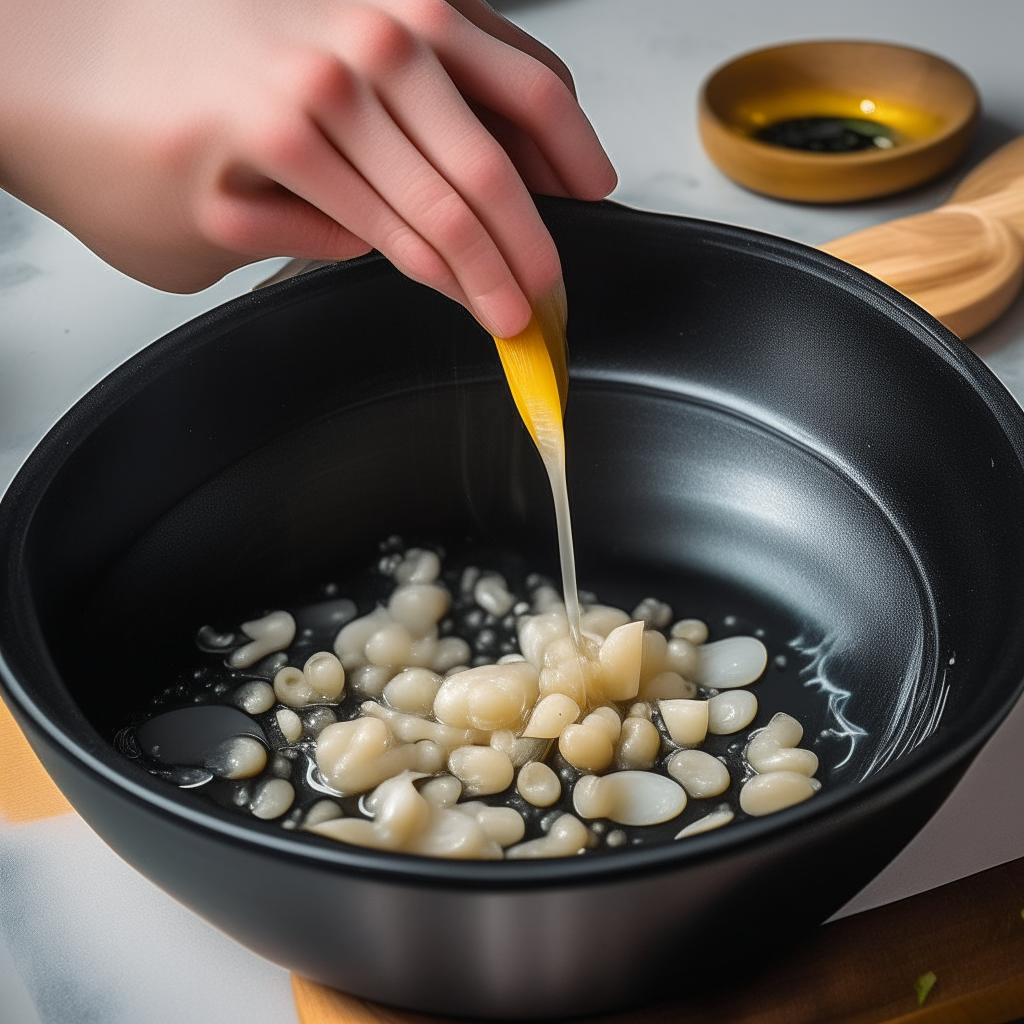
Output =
[{"x1": 915, "y1": 971, "x2": 937, "y2": 1006}]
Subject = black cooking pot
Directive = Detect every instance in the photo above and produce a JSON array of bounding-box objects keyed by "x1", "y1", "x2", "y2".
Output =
[{"x1": 2, "y1": 198, "x2": 1024, "y2": 1019}]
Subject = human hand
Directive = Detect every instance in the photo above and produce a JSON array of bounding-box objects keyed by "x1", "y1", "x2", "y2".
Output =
[{"x1": 0, "y1": 0, "x2": 615, "y2": 336}]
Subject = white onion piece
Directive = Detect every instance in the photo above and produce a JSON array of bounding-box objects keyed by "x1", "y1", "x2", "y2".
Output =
[
  {"x1": 658, "y1": 699, "x2": 709, "y2": 747},
  {"x1": 474, "y1": 574, "x2": 515, "y2": 617},
  {"x1": 205, "y1": 736, "x2": 266, "y2": 779},
  {"x1": 382, "y1": 668, "x2": 442, "y2": 716},
  {"x1": 665, "y1": 638, "x2": 699, "y2": 679},
  {"x1": 531, "y1": 585, "x2": 564, "y2": 614},
  {"x1": 573, "y1": 771, "x2": 686, "y2": 826},
  {"x1": 639, "y1": 630, "x2": 669, "y2": 682},
  {"x1": 639, "y1": 671, "x2": 697, "y2": 702},
  {"x1": 419, "y1": 774, "x2": 462, "y2": 808},
  {"x1": 696, "y1": 637, "x2": 768, "y2": 689},
  {"x1": 707, "y1": 690, "x2": 758, "y2": 734},
  {"x1": 303, "y1": 799, "x2": 343, "y2": 829},
  {"x1": 615, "y1": 717, "x2": 661, "y2": 770},
  {"x1": 234, "y1": 681, "x2": 275, "y2": 715},
  {"x1": 229, "y1": 611, "x2": 296, "y2": 669},
  {"x1": 458, "y1": 802, "x2": 525, "y2": 847},
  {"x1": 670, "y1": 619, "x2": 708, "y2": 644},
  {"x1": 251, "y1": 778, "x2": 294, "y2": 819},
  {"x1": 505, "y1": 814, "x2": 591, "y2": 859},
  {"x1": 347, "y1": 664, "x2": 393, "y2": 697},
  {"x1": 746, "y1": 712, "x2": 818, "y2": 776},
  {"x1": 448, "y1": 745, "x2": 514, "y2": 797},
  {"x1": 276, "y1": 708, "x2": 302, "y2": 743},
  {"x1": 522, "y1": 693, "x2": 580, "y2": 738},
  {"x1": 316, "y1": 718, "x2": 442, "y2": 796},
  {"x1": 304, "y1": 651, "x2": 345, "y2": 700},
  {"x1": 740, "y1": 771, "x2": 820, "y2": 816},
  {"x1": 675, "y1": 804, "x2": 734, "y2": 838},
  {"x1": 365, "y1": 623, "x2": 416, "y2": 667},
  {"x1": 361, "y1": 701, "x2": 486, "y2": 750},
  {"x1": 333, "y1": 607, "x2": 390, "y2": 670},
  {"x1": 393, "y1": 549, "x2": 441, "y2": 586},
  {"x1": 274, "y1": 666, "x2": 316, "y2": 708},
  {"x1": 579, "y1": 605, "x2": 630, "y2": 639},
  {"x1": 631, "y1": 598, "x2": 672, "y2": 630},
  {"x1": 431, "y1": 637, "x2": 471, "y2": 673},
  {"x1": 558, "y1": 710, "x2": 619, "y2": 771},
  {"x1": 490, "y1": 729, "x2": 547, "y2": 768},
  {"x1": 517, "y1": 761, "x2": 561, "y2": 806},
  {"x1": 310, "y1": 771, "x2": 504, "y2": 859},
  {"x1": 388, "y1": 584, "x2": 450, "y2": 636},
  {"x1": 597, "y1": 620, "x2": 644, "y2": 701},
  {"x1": 667, "y1": 749, "x2": 730, "y2": 798},
  {"x1": 433, "y1": 661, "x2": 539, "y2": 732},
  {"x1": 518, "y1": 611, "x2": 569, "y2": 668}
]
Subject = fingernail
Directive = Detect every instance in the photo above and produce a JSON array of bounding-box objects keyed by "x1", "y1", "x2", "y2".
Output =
[{"x1": 475, "y1": 292, "x2": 532, "y2": 339}]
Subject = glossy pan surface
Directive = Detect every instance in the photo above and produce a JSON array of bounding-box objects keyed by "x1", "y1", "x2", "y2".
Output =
[{"x1": 2, "y1": 198, "x2": 1024, "y2": 1017}]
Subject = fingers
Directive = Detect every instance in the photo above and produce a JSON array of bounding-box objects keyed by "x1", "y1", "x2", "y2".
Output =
[
  {"x1": 200, "y1": 171, "x2": 374, "y2": 261},
  {"x1": 314, "y1": 75, "x2": 537, "y2": 332},
  {"x1": 206, "y1": 4, "x2": 617, "y2": 336},
  {"x1": 393, "y1": 1, "x2": 617, "y2": 201},
  {"x1": 247, "y1": 27, "x2": 536, "y2": 334},
  {"x1": 450, "y1": 46, "x2": 617, "y2": 201},
  {"x1": 436, "y1": 0, "x2": 577, "y2": 95},
  {"x1": 229, "y1": 102, "x2": 473, "y2": 311},
  {"x1": 309, "y1": 15, "x2": 559, "y2": 321},
  {"x1": 470, "y1": 101, "x2": 570, "y2": 198}
]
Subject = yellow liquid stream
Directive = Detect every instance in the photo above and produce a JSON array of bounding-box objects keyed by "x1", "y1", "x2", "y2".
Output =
[{"x1": 491, "y1": 281, "x2": 583, "y2": 646}]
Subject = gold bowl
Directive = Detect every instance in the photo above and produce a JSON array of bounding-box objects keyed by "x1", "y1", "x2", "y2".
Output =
[{"x1": 698, "y1": 40, "x2": 979, "y2": 203}]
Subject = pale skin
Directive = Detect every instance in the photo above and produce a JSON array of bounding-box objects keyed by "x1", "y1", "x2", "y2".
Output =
[{"x1": 0, "y1": 0, "x2": 617, "y2": 337}]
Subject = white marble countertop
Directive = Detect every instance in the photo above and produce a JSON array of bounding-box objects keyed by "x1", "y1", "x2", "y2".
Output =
[{"x1": 2, "y1": 1, "x2": 1024, "y2": 1021}]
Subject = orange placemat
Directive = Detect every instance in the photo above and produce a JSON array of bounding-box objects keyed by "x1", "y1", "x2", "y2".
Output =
[
  {"x1": 4, "y1": 695, "x2": 1023, "y2": 1024},
  {"x1": 0, "y1": 695, "x2": 72, "y2": 822}
]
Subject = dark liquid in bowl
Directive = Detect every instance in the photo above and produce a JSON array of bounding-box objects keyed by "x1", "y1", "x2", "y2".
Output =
[{"x1": 754, "y1": 117, "x2": 898, "y2": 153}]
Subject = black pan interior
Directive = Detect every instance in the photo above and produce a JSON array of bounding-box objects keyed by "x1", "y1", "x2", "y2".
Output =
[
  {"x1": 74, "y1": 378, "x2": 923, "y2": 791},
  {"x1": 9, "y1": 197, "x2": 1024, "y2": 842}
]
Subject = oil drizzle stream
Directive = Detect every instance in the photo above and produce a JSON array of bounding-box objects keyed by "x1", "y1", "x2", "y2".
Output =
[{"x1": 491, "y1": 280, "x2": 583, "y2": 646}]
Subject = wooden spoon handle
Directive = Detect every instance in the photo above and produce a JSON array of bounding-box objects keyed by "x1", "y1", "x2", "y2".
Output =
[
  {"x1": 822, "y1": 138, "x2": 1024, "y2": 339},
  {"x1": 822, "y1": 205, "x2": 1024, "y2": 338},
  {"x1": 953, "y1": 135, "x2": 1024, "y2": 204},
  {"x1": 967, "y1": 179, "x2": 1024, "y2": 240}
]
